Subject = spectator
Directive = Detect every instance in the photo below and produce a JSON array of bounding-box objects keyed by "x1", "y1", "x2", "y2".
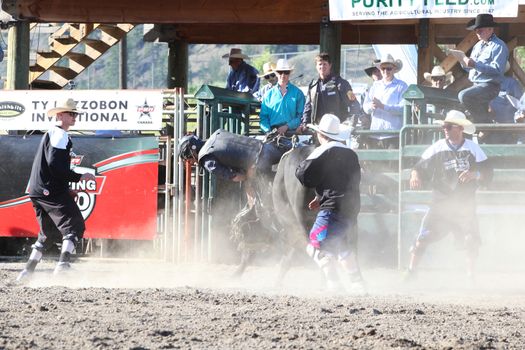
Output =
[
  {"x1": 489, "y1": 62, "x2": 522, "y2": 124},
  {"x1": 485, "y1": 62, "x2": 523, "y2": 143},
  {"x1": 362, "y1": 54, "x2": 408, "y2": 147},
  {"x1": 259, "y1": 58, "x2": 305, "y2": 135},
  {"x1": 361, "y1": 60, "x2": 383, "y2": 129},
  {"x1": 423, "y1": 66, "x2": 454, "y2": 89},
  {"x1": 223, "y1": 48, "x2": 260, "y2": 94},
  {"x1": 458, "y1": 14, "x2": 508, "y2": 124},
  {"x1": 406, "y1": 110, "x2": 492, "y2": 281},
  {"x1": 254, "y1": 62, "x2": 277, "y2": 102},
  {"x1": 299, "y1": 52, "x2": 360, "y2": 131},
  {"x1": 513, "y1": 92, "x2": 525, "y2": 143}
]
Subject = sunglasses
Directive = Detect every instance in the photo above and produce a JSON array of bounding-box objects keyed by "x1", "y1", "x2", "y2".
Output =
[
  {"x1": 67, "y1": 112, "x2": 79, "y2": 117},
  {"x1": 264, "y1": 74, "x2": 276, "y2": 80},
  {"x1": 442, "y1": 123, "x2": 459, "y2": 130},
  {"x1": 381, "y1": 66, "x2": 394, "y2": 72},
  {"x1": 431, "y1": 77, "x2": 445, "y2": 82},
  {"x1": 276, "y1": 71, "x2": 291, "y2": 75}
]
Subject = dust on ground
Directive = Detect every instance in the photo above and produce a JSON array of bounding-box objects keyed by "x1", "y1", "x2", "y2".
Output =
[{"x1": 1, "y1": 259, "x2": 524, "y2": 349}]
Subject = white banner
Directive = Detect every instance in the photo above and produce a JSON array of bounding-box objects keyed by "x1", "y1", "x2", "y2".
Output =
[
  {"x1": 0, "y1": 90, "x2": 164, "y2": 131},
  {"x1": 329, "y1": 0, "x2": 519, "y2": 21}
]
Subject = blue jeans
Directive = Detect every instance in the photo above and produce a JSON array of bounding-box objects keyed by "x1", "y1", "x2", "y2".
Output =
[
  {"x1": 257, "y1": 143, "x2": 285, "y2": 173},
  {"x1": 458, "y1": 82, "x2": 500, "y2": 123}
]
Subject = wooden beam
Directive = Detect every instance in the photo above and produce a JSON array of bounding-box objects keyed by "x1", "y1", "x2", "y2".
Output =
[
  {"x1": 432, "y1": 43, "x2": 446, "y2": 63},
  {"x1": 8, "y1": 0, "x2": 327, "y2": 24},
  {"x1": 417, "y1": 19, "x2": 432, "y2": 85},
  {"x1": 147, "y1": 23, "x2": 417, "y2": 45},
  {"x1": 440, "y1": 31, "x2": 477, "y2": 73}
]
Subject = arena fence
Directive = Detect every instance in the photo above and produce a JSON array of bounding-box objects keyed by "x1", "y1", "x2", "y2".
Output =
[{"x1": 161, "y1": 86, "x2": 525, "y2": 271}]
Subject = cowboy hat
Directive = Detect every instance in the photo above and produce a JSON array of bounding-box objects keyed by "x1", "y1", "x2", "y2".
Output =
[
  {"x1": 257, "y1": 62, "x2": 276, "y2": 78},
  {"x1": 307, "y1": 114, "x2": 350, "y2": 142},
  {"x1": 376, "y1": 54, "x2": 403, "y2": 73},
  {"x1": 467, "y1": 13, "x2": 499, "y2": 30},
  {"x1": 423, "y1": 66, "x2": 454, "y2": 84},
  {"x1": 274, "y1": 58, "x2": 294, "y2": 72},
  {"x1": 364, "y1": 59, "x2": 381, "y2": 77},
  {"x1": 48, "y1": 98, "x2": 80, "y2": 117},
  {"x1": 434, "y1": 110, "x2": 475, "y2": 135},
  {"x1": 222, "y1": 48, "x2": 249, "y2": 59}
]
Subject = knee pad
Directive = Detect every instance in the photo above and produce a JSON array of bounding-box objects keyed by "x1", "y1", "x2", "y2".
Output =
[
  {"x1": 61, "y1": 239, "x2": 76, "y2": 254},
  {"x1": 31, "y1": 241, "x2": 45, "y2": 252},
  {"x1": 306, "y1": 244, "x2": 333, "y2": 269},
  {"x1": 64, "y1": 233, "x2": 79, "y2": 244}
]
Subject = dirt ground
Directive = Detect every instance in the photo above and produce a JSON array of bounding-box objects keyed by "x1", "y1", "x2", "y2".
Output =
[{"x1": 1, "y1": 258, "x2": 524, "y2": 350}]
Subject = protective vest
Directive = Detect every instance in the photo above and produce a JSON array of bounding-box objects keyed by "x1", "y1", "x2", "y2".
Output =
[
  {"x1": 198, "y1": 129, "x2": 262, "y2": 171},
  {"x1": 308, "y1": 75, "x2": 350, "y2": 124}
]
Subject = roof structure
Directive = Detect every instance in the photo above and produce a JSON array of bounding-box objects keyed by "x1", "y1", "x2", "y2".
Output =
[
  {"x1": 2, "y1": 0, "x2": 524, "y2": 45},
  {"x1": 3, "y1": 0, "x2": 525, "y2": 87}
]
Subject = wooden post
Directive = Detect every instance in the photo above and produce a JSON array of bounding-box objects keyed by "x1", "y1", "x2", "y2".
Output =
[
  {"x1": 119, "y1": 35, "x2": 128, "y2": 89},
  {"x1": 6, "y1": 21, "x2": 30, "y2": 90},
  {"x1": 320, "y1": 18, "x2": 342, "y2": 76},
  {"x1": 167, "y1": 40, "x2": 188, "y2": 90},
  {"x1": 417, "y1": 19, "x2": 432, "y2": 85}
]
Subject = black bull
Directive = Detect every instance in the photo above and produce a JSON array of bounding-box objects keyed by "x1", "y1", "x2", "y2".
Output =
[
  {"x1": 231, "y1": 145, "x2": 319, "y2": 282},
  {"x1": 230, "y1": 144, "x2": 397, "y2": 281}
]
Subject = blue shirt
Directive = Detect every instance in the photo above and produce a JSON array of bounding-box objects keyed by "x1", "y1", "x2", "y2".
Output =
[
  {"x1": 466, "y1": 33, "x2": 508, "y2": 84},
  {"x1": 259, "y1": 83, "x2": 305, "y2": 133},
  {"x1": 226, "y1": 61, "x2": 260, "y2": 93},
  {"x1": 363, "y1": 77, "x2": 408, "y2": 131}
]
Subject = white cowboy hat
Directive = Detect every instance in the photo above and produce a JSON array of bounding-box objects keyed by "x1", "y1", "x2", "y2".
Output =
[
  {"x1": 48, "y1": 98, "x2": 80, "y2": 117},
  {"x1": 222, "y1": 48, "x2": 249, "y2": 59},
  {"x1": 257, "y1": 62, "x2": 276, "y2": 78},
  {"x1": 423, "y1": 66, "x2": 454, "y2": 84},
  {"x1": 307, "y1": 114, "x2": 350, "y2": 142},
  {"x1": 376, "y1": 54, "x2": 403, "y2": 73},
  {"x1": 434, "y1": 110, "x2": 475, "y2": 135},
  {"x1": 274, "y1": 58, "x2": 294, "y2": 72}
]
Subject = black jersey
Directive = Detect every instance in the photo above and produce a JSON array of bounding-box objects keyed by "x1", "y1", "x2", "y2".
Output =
[
  {"x1": 28, "y1": 126, "x2": 82, "y2": 198},
  {"x1": 414, "y1": 138, "x2": 490, "y2": 200},
  {"x1": 295, "y1": 141, "x2": 361, "y2": 220}
]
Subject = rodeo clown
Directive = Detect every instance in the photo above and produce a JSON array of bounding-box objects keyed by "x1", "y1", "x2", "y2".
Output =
[
  {"x1": 295, "y1": 114, "x2": 365, "y2": 292},
  {"x1": 406, "y1": 110, "x2": 492, "y2": 281},
  {"x1": 18, "y1": 99, "x2": 96, "y2": 282}
]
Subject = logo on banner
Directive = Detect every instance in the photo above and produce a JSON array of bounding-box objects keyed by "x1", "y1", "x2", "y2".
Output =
[
  {"x1": 70, "y1": 157, "x2": 105, "y2": 220},
  {"x1": 0, "y1": 101, "x2": 25, "y2": 119},
  {"x1": 137, "y1": 99, "x2": 154, "y2": 124}
]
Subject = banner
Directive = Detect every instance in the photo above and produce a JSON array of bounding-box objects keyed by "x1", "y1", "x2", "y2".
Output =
[
  {"x1": 329, "y1": 0, "x2": 519, "y2": 21},
  {"x1": 0, "y1": 135, "x2": 159, "y2": 240},
  {"x1": 0, "y1": 90, "x2": 164, "y2": 131}
]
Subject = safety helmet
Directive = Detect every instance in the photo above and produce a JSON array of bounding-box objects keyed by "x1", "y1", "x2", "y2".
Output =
[{"x1": 178, "y1": 134, "x2": 204, "y2": 161}]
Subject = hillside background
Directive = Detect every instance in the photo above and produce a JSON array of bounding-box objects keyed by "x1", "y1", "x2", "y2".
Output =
[{"x1": 3, "y1": 24, "x2": 523, "y2": 93}]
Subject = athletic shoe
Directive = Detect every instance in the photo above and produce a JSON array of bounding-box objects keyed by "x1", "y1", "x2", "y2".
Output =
[
  {"x1": 402, "y1": 268, "x2": 418, "y2": 283},
  {"x1": 16, "y1": 269, "x2": 32, "y2": 283},
  {"x1": 53, "y1": 262, "x2": 72, "y2": 275},
  {"x1": 348, "y1": 279, "x2": 368, "y2": 296}
]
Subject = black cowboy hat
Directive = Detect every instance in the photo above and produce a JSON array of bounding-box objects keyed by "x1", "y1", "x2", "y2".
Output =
[
  {"x1": 467, "y1": 13, "x2": 499, "y2": 30},
  {"x1": 364, "y1": 59, "x2": 381, "y2": 77}
]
